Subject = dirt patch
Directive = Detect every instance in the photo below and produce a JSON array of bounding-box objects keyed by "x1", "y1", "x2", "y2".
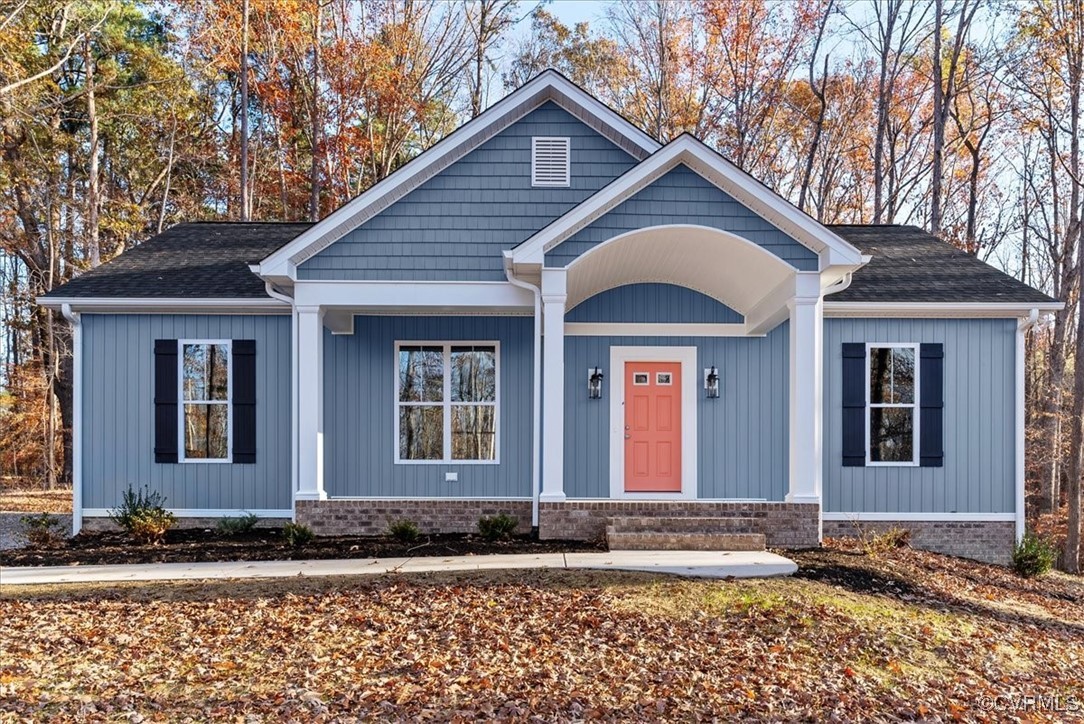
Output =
[{"x1": 0, "y1": 528, "x2": 602, "y2": 567}]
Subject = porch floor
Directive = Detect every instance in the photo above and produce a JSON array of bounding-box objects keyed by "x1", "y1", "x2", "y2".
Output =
[{"x1": 0, "y1": 550, "x2": 797, "y2": 586}]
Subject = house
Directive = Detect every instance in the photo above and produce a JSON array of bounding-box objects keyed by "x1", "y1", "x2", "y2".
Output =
[{"x1": 39, "y1": 71, "x2": 1061, "y2": 564}]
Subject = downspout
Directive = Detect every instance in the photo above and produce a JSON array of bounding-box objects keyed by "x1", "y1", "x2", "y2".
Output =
[
  {"x1": 1016, "y1": 308, "x2": 1040, "y2": 543},
  {"x1": 265, "y1": 281, "x2": 298, "y2": 520},
  {"x1": 503, "y1": 253, "x2": 542, "y2": 529},
  {"x1": 61, "y1": 304, "x2": 82, "y2": 535}
]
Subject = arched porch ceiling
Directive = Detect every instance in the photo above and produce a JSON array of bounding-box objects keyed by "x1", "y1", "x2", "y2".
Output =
[{"x1": 563, "y1": 224, "x2": 795, "y2": 315}]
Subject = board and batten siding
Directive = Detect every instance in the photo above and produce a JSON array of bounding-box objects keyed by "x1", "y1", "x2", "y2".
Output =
[
  {"x1": 823, "y1": 318, "x2": 1016, "y2": 514},
  {"x1": 297, "y1": 101, "x2": 638, "y2": 282},
  {"x1": 563, "y1": 324, "x2": 789, "y2": 500},
  {"x1": 322, "y1": 315, "x2": 533, "y2": 498},
  {"x1": 545, "y1": 165, "x2": 819, "y2": 270},
  {"x1": 566, "y1": 283, "x2": 744, "y2": 324},
  {"x1": 81, "y1": 314, "x2": 292, "y2": 511}
]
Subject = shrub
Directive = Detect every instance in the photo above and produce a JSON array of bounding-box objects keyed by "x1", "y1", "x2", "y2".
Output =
[
  {"x1": 387, "y1": 518, "x2": 420, "y2": 543},
  {"x1": 21, "y1": 513, "x2": 63, "y2": 547},
  {"x1": 861, "y1": 526, "x2": 911, "y2": 558},
  {"x1": 283, "y1": 522, "x2": 314, "y2": 547},
  {"x1": 1012, "y1": 532, "x2": 1056, "y2": 578},
  {"x1": 110, "y1": 486, "x2": 175, "y2": 544},
  {"x1": 216, "y1": 513, "x2": 260, "y2": 536},
  {"x1": 477, "y1": 514, "x2": 518, "y2": 541}
]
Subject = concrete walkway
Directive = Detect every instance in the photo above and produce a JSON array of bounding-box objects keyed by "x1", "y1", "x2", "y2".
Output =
[{"x1": 0, "y1": 550, "x2": 796, "y2": 587}]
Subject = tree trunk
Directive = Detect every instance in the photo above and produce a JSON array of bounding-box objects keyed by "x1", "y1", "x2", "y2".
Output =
[
  {"x1": 309, "y1": 0, "x2": 322, "y2": 222},
  {"x1": 239, "y1": 0, "x2": 251, "y2": 222},
  {"x1": 930, "y1": 0, "x2": 943, "y2": 235},
  {"x1": 84, "y1": 37, "x2": 101, "y2": 267}
]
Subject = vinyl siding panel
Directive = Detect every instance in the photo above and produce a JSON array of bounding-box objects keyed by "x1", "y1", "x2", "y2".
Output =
[
  {"x1": 563, "y1": 324, "x2": 789, "y2": 499},
  {"x1": 545, "y1": 165, "x2": 819, "y2": 270},
  {"x1": 567, "y1": 283, "x2": 743, "y2": 323},
  {"x1": 823, "y1": 318, "x2": 1015, "y2": 513},
  {"x1": 81, "y1": 314, "x2": 292, "y2": 511},
  {"x1": 323, "y1": 316, "x2": 533, "y2": 497},
  {"x1": 298, "y1": 102, "x2": 638, "y2": 281}
]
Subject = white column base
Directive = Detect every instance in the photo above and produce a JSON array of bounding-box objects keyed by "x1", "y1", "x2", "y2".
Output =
[
  {"x1": 785, "y1": 493, "x2": 821, "y2": 505},
  {"x1": 294, "y1": 490, "x2": 328, "y2": 502},
  {"x1": 539, "y1": 491, "x2": 567, "y2": 503}
]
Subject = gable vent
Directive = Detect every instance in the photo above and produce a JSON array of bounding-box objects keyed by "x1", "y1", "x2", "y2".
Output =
[{"x1": 532, "y1": 137, "x2": 570, "y2": 187}]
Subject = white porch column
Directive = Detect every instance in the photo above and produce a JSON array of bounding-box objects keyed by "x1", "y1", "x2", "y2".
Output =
[
  {"x1": 787, "y1": 273, "x2": 823, "y2": 504},
  {"x1": 296, "y1": 305, "x2": 326, "y2": 501},
  {"x1": 541, "y1": 268, "x2": 567, "y2": 502}
]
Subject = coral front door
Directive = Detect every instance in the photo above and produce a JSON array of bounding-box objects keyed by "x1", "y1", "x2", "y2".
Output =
[{"x1": 624, "y1": 362, "x2": 682, "y2": 492}]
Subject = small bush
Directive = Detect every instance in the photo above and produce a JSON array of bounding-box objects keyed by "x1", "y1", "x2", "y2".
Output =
[
  {"x1": 110, "y1": 486, "x2": 175, "y2": 543},
  {"x1": 861, "y1": 526, "x2": 911, "y2": 558},
  {"x1": 21, "y1": 513, "x2": 63, "y2": 547},
  {"x1": 217, "y1": 513, "x2": 259, "y2": 536},
  {"x1": 387, "y1": 518, "x2": 420, "y2": 543},
  {"x1": 283, "y1": 522, "x2": 314, "y2": 547},
  {"x1": 1012, "y1": 532, "x2": 1056, "y2": 578},
  {"x1": 477, "y1": 514, "x2": 518, "y2": 541}
]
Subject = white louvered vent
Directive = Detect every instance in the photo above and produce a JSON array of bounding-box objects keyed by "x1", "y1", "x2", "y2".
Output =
[{"x1": 532, "y1": 137, "x2": 571, "y2": 187}]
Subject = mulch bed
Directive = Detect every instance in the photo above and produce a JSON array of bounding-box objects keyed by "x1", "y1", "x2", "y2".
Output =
[{"x1": 0, "y1": 528, "x2": 604, "y2": 567}]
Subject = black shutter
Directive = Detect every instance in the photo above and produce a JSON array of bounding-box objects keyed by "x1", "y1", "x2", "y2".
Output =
[
  {"x1": 841, "y1": 343, "x2": 866, "y2": 467},
  {"x1": 154, "y1": 339, "x2": 179, "y2": 464},
  {"x1": 232, "y1": 339, "x2": 257, "y2": 464},
  {"x1": 919, "y1": 343, "x2": 944, "y2": 467}
]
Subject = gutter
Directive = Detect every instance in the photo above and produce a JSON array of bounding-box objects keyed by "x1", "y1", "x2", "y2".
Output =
[
  {"x1": 503, "y1": 253, "x2": 543, "y2": 530},
  {"x1": 265, "y1": 282, "x2": 300, "y2": 519},
  {"x1": 60, "y1": 304, "x2": 83, "y2": 535}
]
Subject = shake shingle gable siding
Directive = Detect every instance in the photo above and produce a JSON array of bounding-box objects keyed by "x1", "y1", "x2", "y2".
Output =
[
  {"x1": 41, "y1": 222, "x2": 312, "y2": 299},
  {"x1": 295, "y1": 101, "x2": 639, "y2": 281},
  {"x1": 828, "y1": 225, "x2": 1057, "y2": 304},
  {"x1": 544, "y1": 164, "x2": 820, "y2": 270}
]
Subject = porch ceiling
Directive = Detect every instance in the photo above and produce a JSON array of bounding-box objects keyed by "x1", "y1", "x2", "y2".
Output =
[{"x1": 563, "y1": 224, "x2": 796, "y2": 314}]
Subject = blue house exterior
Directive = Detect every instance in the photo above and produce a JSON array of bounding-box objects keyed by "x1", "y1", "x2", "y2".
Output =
[{"x1": 40, "y1": 71, "x2": 1060, "y2": 563}]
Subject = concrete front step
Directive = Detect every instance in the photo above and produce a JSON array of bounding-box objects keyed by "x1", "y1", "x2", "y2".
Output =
[
  {"x1": 608, "y1": 516, "x2": 761, "y2": 534},
  {"x1": 606, "y1": 530, "x2": 767, "y2": 551}
]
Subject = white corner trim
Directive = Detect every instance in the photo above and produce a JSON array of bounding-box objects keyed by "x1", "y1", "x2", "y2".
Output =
[
  {"x1": 37, "y1": 297, "x2": 289, "y2": 314},
  {"x1": 82, "y1": 508, "x2": 294, "y2": 518},
  {"x1": 824, "y1": 301, "x2": 1064, "y2": 318},
  {"x1": 822, "y1": 512, "x2": 1016, "y2": 522},
  {"x1": 608, "y1": 346, "x2": 698, "y2": 501},
  {"x1": 259, "y1": 70, "x2": 659, "y2": 277},
  {"x1": 512, "y1": 135, "x2": 864, "y2": 267},
  {"x1": 564, "y1": 323, "x2": 754, "y2": 337},
  {"x1": 61, "y1": 304, "x2": 82, "y2": 535}
]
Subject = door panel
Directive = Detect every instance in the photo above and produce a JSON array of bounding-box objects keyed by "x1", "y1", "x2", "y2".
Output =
[{"x1": 624, "y1": 362, "x2": 682, "y2": 492}]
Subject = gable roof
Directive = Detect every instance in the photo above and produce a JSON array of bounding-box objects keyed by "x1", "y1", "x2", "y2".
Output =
[
  {"x1": 257, "y1": 70, "x2": 661, "y2": 280},
  {"x1": 510, "y1": 134, "x2": 866, "y2": 269},
  {"x1": 827, "y1": 225, "x2": 1058, "y2": 306},
  {"x1": 40, "y1": 222, "x2": 312, "y2": 300}
]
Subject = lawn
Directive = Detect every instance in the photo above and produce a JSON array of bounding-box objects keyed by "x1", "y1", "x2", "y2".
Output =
[{"x1": 1, "y1": 541, "x2": 1082, "y2": 721}]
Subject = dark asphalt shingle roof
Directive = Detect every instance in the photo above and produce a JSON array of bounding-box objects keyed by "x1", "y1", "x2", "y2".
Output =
[
  {"x1": 42, "y1": 222, "x2": 313, "y2": 299},
  {"x1": 43, "y1": 220, "x2": 1057, "y2": 306},
  {"x1": 827, "y1": 224, "x2": 1057, "y2": 305}
]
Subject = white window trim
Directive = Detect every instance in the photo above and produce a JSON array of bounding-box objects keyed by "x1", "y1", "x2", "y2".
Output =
[
  {"x1": 394, "y1": 341, "x2": 501, "y2": 465},
  {"x1": 178, "y1": 339, "x2": 232, "y2": 464},
  {"x1": 531, "y1": 136, "x2": 570, "y2": 187},
  {"x1": 865, "y1": 342, "x2": 919, "y2": 467}
]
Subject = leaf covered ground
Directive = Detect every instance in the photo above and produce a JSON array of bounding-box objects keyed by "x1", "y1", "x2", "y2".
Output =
[
  {"x1": 2, "y1": 541, "x2": 1083, "y2": 722},
  {"x1": 0, "y1": 488, "x2": 71, "y2": 514}
]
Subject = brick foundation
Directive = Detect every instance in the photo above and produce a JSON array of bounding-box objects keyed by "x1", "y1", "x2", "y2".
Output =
[
  {"x1": 539, "y1": 500, "x2": 820, "y2": 547},
  {"x1": 822, "y1": 519, "x2": 1016, "y2": 565},
  {"x1": 295, "y1": 499, "x2": 534, "y2": 537}
]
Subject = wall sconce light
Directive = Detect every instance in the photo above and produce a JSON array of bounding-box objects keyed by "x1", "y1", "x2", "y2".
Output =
[
  {"x1": 704, "y1": 366, "x2": 720, "y2": 399},
  {"x1": 588, "y1": 366, "x2": 604, "y2": 399}
]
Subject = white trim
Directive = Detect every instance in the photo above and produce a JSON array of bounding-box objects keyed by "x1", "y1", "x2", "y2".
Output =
[
  {"x1": 82, "y1": 508, "x2": 293, "y2": 519},
  {"x1": 564, "y1": 322, "x2": 753, "y2": 337},
  {"x1": 512, "y1": 135, "x2": 864, "y2": 268},
  {"x1": 825, "y1": 301, "x2": 1063, "y2": 318},
  {"x1": 864, "y1": 343, "x2": 920, "y2": 467},
  {"x1": 608, "y1": 346, "x2": 698, "y2": 501},
  {"x1": 37, "y1": 297, "x2": 289, "y2": 314},
  {"x1": 823, "y1": 512, "x2": 1016, "y2": 522},
  {"x1": 531, "y1": 136, "x2": 571, "y2": 187},
  {"x1": 177, "y1": 339, "x2": 233, "y2": 464},
  {"x1": 61, "y1": 305, "x2": 83, "y2": 535},
  {"x1": 393, "y1": 341, "x2": 501, "y2": 465},
  {"x1": 292, "y1": 280, "x2": 534, "y2": 310},
  {"x1": 1016, "y1": 310, "x2": 1039, "y2": 541},
  {"x1": 259, "y1": 70, "x2": 659, "y2": 278},
  {"x1": 325, "y1": 496, "x2": 533, "y2": 502}
]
